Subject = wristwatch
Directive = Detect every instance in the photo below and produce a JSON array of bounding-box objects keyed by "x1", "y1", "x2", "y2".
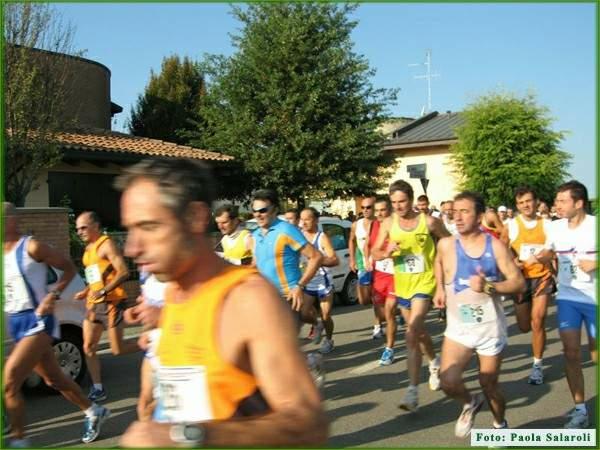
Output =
[
  {"x1": 169, "y1": 423, "x2": 205, "y2": 447},
  {"x1": 50, "y1": 289, "x2": 62, "y2": 300},
  {"x1": 98, "y1": 288, "x2": 107, "y2": 297},
  {"x1": 297, "y1": 282, "x2": 306, "y2": 290},
  {"x1": 483, "y1": 281, "x2": 496, "y2": 295}
]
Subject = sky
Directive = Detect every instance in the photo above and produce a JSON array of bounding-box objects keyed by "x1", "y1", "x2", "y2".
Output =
[{"x1": 54, "y1": 2, "x2": 597, "y2": 193}]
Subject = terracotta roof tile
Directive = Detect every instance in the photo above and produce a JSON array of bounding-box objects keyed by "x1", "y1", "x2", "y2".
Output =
[{"x1": 55, "y1": 128, "x2": 233, "y2": 161}]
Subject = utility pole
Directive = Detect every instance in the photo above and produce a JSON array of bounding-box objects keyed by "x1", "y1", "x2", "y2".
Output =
[{"x1": 409, "y1": 49, "x2": 440, "y2": 115}]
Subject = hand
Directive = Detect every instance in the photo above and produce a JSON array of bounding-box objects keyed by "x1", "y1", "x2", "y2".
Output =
[
  {"x1": 35, "y1": 293, "x2": 56, "y2": 316},
  {"x1": 365, "y1": 258, "x2": 373, "y2": 272},
  {"x1": 432, "y1": 289, "x2": 446, "y2": 309},
  {"x1": 287, "y1": 286, "x2": 304, "y2": 312},
  {"x1": 89, "y1": 289, "x2": 106, "y2": 302},
  {"x1": 349, "y1": 260, "x2": 357, "y2": 273},
  {"x1": 513, "y1": 257, "x2": 524, "y2": 269},
  {"x1": 385, "y1": 242, "x2": 399, "y2": 258},
  {"x1": 137, "y1": 332, "x2": 150, "y2": 351},
  {"x1": 74, "y1": 290, "x2": 87, "y2": 301},
  {"x1": 524, "y1": 254, "x2": 539, "y2": 266},
  {"x1": 120, "y1": 420, "x2": 173, "y2": 448},
  {"x1": 578, "y1": 259, "x2": 596, "y2": 274},
  {"x1": 469, "y1": 266, "x2": 486, "y2": 293},
  {"x1": 138, "y1": 304, "x2": 162, "y2": 329},
  {"x1": 123, "y1": 305, "x2": 142, "y2": 325}
]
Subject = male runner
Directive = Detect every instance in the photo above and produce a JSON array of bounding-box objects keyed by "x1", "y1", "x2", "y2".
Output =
[
  {"x1": 116, "y1": 159, "x2": 327, "y2": 447},
  {"x1": 372, "y1": 180, "x2": 449, "y2": 408},
  {"x1": 416, "y1": 195, "x2": 432, "y2": 215},
  {"x1": 284, "y1": 208, "x2": 301, "y2": 228},
  {"x1": 300, "y1": 207, "x2": 339, "y2": 353},
  {"x1": 433, "y1": 192, "x2": 525, "y2": 437},
  {"x1": 74, "y1": 211, "x2": 138, "y2": 402},
  {"x1": 215, "y1": 204, "x2": 253, "y2": 265},
  {"x1": 3, "y1": 203, "x2": 110, "y2": 446},
  {"x1": 536, "y1": 180, "x2": 596, "y2": 429},
  {"x1": 441, "y1": 200, "x2": 458, "y2": 236},
  {"x1": 349, "y1": 196, "x2": 379, "y2": 334},
  {"x1": 500, "y1": 187, "x2": 555, "y2": 385}
]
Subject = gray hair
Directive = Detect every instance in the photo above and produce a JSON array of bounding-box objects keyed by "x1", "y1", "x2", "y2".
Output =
[{"x1": 114, "y1": 158, "x2": 216, "y2": 217}]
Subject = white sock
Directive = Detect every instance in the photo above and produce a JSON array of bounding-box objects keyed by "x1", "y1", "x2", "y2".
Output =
[
  {"x1": 533, "y1": 358, "x2": 543, "y2": 367},
  {"x1": 429, "y1": 355, "x2": 440, "y2": 368},
  {"x1": 93, "y1": 383, "x2": 103, "y2": 391},
  {"x1": 493, "y1": 420, "x2": 507, "y2": 429},
  {"x1": 373, "y1": 324, "x2": 381, "y2": 331},
  {"x1": 84, "y1": 404, "x2": 101, "y2": 417},
  {"x1": 575, "y1": 403, "x2": 587, "y2": 414},
  {"x1": 408, "y1": 384, "x2": 417, "y2": 392}
]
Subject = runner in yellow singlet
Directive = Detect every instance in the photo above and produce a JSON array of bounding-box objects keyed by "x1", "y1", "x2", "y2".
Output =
[
  {"x1": 117, "y1": 159, "x2": 326, "y2": 447},
  {"x1": 372, "y1": 180, "x2": 450, "y2": 411},
  {"x1": 215, "y1": 204, "x2": 254, "y2": 265}
]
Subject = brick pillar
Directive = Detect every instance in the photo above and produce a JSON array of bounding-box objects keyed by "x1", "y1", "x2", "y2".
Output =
[{"x1": 16, "y1": 207, "x2": 70, "y2": 257}]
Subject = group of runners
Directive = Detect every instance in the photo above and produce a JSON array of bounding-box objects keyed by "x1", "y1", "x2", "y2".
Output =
[{"x1": 2, "y1": 156, "x2": 596, "y2": 447}]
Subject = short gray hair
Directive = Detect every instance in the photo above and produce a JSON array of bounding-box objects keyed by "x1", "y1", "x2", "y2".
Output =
[{"x1": 114, "y1": 158, "x2": 216, "y2": 217}]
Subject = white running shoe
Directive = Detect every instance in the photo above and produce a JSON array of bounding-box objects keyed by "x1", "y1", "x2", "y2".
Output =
[
  {"x1": 527, "y1": 365, "x2": 543, "y2": 385},
  {"x1": 454, "y1": 394, "x2": 484, "y2": 438},
  {"x1": 429, "y1": 358, "x2": 441, "y2": 391},
  {"x1": 319, "y1": 338, "x2": 334, "y2": 354},
  {"x1": 372, "y1": 325, "x2": 384, "y2": 339},
  {"x1": 399, "y1": 387, "x2": 418, "y2": 412},
  {"x1": 564, "y1": 409, "x2": 589, "y2": 429}
]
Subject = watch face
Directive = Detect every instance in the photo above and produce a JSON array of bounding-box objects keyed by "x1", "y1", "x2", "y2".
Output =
[{"x1": 184, "y1": 425, "x2": 204, "y2": 442}]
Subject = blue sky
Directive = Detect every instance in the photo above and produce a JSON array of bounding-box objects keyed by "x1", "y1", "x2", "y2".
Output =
[{"x1": 55, "y1": 2, "x2": 596, "y2": 192}]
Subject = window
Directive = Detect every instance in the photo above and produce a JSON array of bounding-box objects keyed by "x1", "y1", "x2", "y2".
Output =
[{"x1": 322, "y1": 224, "x2": 347, "y2": 250}]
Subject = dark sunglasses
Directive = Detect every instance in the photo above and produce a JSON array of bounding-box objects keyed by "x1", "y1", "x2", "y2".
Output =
[
  {"x1": 252, "y1": 206, "x2": 272, "y2": 214},
  {"x1": 361, "y1": 205, "x2": 373, "y2": 210}
]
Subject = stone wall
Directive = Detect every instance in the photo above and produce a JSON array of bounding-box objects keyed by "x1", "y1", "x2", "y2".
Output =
[{"x1": 16, "y1": 207, "x2": 70, "y2": 257}]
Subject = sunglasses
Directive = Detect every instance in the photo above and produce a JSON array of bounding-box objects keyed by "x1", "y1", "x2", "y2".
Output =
[
  {"x1": 361, "y1": 205, "x2": 373, "y2": 210},
  {"x1": 252, "y1": 206, "x2": 272, "y2": 214}
]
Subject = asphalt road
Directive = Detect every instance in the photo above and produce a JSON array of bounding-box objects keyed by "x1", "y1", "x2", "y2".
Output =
[{"x1": 19, "y1": 301, "x2": 597, "y2": 448}]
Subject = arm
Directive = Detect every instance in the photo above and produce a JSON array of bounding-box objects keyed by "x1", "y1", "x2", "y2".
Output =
[
  {"x1": 90, "y1": 238, "x2": 130, "y2": 301},
  {"x1": 319, "y1": 234, "x2": 339, "y2": 268},
  {"x1": 371, "y1": 217, "x2": 393, "y2": 261},
  {"x1": 427, "y1": 216, "x2": 451, "y2": 240},
  {"x1": 120, "y1": 277, "x2": 328, "y2": 447},
  {"x1": 348, "y1": 222, "x2": 357, "y2": 272},
  {"x1": 287, "y1": 243, "x2": 323, "y2": 311},
  {"x1": 432, "y1": 238, "x2": 450, "y2": 309},
  {"x1": 487, "y1": 239, "x2": 526, "y2": 295},
  {"x1": 499, "y1": 221, "x2": 510, "y2": 245}
]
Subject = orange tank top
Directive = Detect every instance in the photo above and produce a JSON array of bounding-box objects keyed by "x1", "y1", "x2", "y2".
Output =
[
  {"x1": 82, "y1": 235, "x2": 127, "y2": 304},
  {"x1": 510, "y1": 216, "x2": 550, "y2": 278},
  {"x1": 156, "y1": 265, "x2": 268, "y2": 422}
]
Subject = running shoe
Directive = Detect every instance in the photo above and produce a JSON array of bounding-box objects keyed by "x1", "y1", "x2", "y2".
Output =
[
  {"x1": 311, "y1": 321, "x2": 324, "y2": 345},
  {"x1": 319, "y1": 338, "x2": 334, "y2": 354},
  {"x1": 527, "y1": 365, "x2": 543, "y2": 385},
  {"x1": 454, "y1": 393, "x2": 484, "y2": 437},
  {"x1": 428, "y1": 359, "x2": 441, "y2": 391},
  {"x1": 81, "y1": 405, "x2": 111, "y2": 443},
  {"x1": 564, "y1": 409, "x2": 589, "y2": 429},
  {"x1": 372, "y1": 325, "x2": 384, "y2": 339},
  {"x1": 306, "y1": 352, "x2": 325, "y2": 389},
  {"x1": 88, "y1": 387, "x2": 107, "y2": 402},
  {"x1": 399, "y1": 387, "x2": 419, "y2": 412},
  {"x1": 379, "y1": 347, "x2": 394, "y2": 366}
]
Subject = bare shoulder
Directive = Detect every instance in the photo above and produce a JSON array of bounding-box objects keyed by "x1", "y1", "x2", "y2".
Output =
[
  {"x1": 225, "y1": 274, "x2": 291, "y2": 324},
  {"x1": 26, "y1": 238, "x2": 47, "y2": 262},
  {"x1": 437, "y1": 235, "x2": 454, "y2": 253},
  {"x1": 490, "y1": 236, "x2": 509, "y2": 257}
]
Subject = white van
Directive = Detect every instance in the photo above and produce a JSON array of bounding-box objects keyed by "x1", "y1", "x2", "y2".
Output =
[{"x1": 243, "y1": 216, "x2": 358, "y2": 305}]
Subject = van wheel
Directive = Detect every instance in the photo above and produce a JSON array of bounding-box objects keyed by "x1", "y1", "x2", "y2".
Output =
[
  {"x1": 54, "y1": 326, "x2": 86, "y2": 386},
  {"x1": 341, "y1": 273, "x2": 359, "y2": 305}
]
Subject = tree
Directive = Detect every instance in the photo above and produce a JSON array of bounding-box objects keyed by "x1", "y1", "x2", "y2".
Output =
[
  {"x1": 194, "y1": 3, "x2": 398, "y2": 204},
  {"x1": 450, "y1": 92, "x2": 570, "y2": 207},
  {"x1": 128, "y1": 55, "x2": 206, "y2": 145},
  {"x1": 4, "y1": 3, "x2": 80, "y2": 206}
]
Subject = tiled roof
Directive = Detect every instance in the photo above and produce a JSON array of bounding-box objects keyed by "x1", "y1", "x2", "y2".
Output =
[
  {"x1": 55, "y1": 128, "x2": 233, "y2": 161},
  {"x1": 386, "y1": 111, "x2": 464, "y2": 145}
]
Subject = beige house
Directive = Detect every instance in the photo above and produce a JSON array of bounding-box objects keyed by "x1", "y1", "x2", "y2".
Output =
[{"x1": 382, "y1": 111, "x2": 464, "y2": 209}]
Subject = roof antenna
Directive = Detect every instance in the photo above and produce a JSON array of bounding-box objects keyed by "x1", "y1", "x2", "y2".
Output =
[{"x1": 409, "y1": 49, "x2": 440, "y2": 115}]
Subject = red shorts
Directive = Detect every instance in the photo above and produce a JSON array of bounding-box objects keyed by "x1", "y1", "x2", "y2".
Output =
[{"x1": 372, "y1": 271, "x2": 395, "y2": 305}]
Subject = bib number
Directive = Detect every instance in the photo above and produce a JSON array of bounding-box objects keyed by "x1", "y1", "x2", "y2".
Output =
[
  {"x1": 3, "y1": 275, "x2": 31, "y2": 312},
  {"x1": 519, "y1": 244, "x2": 543, "y2": 262},
  {"x1": 375, "y1": 258, "x2": 394, "y2": 274},
  {"x1": 84, "y1": 264, "x2": 102, "y2": 285},
  {"x1": 157, "y1": 366, "x2": 213, "y2": 422},
  {"x1": 558, "y1": 255, "x2": 591, "y2": 284},
  {"x1": 458, "y1": 302, "x2": 496, "y2": 325},
  {"x1": 398, "y1": 254, "x2": 424, "y2": 274}
]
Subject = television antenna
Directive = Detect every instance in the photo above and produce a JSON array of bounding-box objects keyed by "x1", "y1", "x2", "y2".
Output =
[{"x1": 409, "y1": 49, "x2": 440, "y2": 115}]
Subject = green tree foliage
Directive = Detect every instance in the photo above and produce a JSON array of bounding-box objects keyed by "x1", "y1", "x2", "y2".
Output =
[
  {"x1": 450, "y1": 92, "x2": 570, "y2": 206},
  {"x1": 4, "y1": 3, "x2": 80, "y2": 206},
  {"x1": 194, "y1": 3, "x2": 398, "y2": 203},
  {"x1": 128, "y1": 55, "x2": 206, "y2": 144}
]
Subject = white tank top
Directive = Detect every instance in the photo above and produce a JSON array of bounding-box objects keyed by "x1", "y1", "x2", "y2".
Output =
[
  {"x1": 355, "y1": 218, "x2": 370, "y2": 266},
  {"x1": 3, "y1": 236, "x2": 48, "y2": 313},
  {"x1": 305, "y1": 232, "x2": 332, "y2": 291},
  {"x1": 141, "y1": 273, "x2": 166, "y2": 308}
]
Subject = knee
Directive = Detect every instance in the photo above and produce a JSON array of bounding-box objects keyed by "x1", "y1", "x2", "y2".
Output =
[
  {"x1": 479, "y1": 373, "x2": 498, "y2": 394},
  {"x1": 440, "y1": 370, "x2": 461, "y2": 395},
  {"x1": 83, "y1": 342, "x2": 97, "y2": 357},
  {"x1": 3, "y1": 369, "x2": 22, "y2": 398},
  {"x1": 405, "y1": 327, "x2": 420, "y2": 348},
  {"x1": 517, "y1": 322, "x2": 531, "y2": 333},
  {"x1": 531, "y1": 316, "x2": 545, "y2": 332},
  {"x1": 563, "y1": 346, "x2": 581, "y2": 363}
]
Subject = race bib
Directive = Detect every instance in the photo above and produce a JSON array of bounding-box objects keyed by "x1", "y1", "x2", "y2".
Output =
[
  {"x1": 84, "y1": 264, "x2": 102, "y2": 285},
  {"x1": 157, "y1": 366, "x2": 213, "y2": 422},
  {"x1": 375, "y1": 258, "x2": 395, "y2": 274},
  {"x1": 458, "y1": 301, "x2": 496, "y2": 325},
  {"x1": 3, "y1": 275, "x2": 31, "y2": 312},
  {"x1": 519, "y1": 244, "x2": 543, "y2": 262},
  {"x1": 398, "y1": 254, "x2": 424, "y2": 274},
  {"x1": 558, "y1": 255, "x2": 591, "y2": 284}
]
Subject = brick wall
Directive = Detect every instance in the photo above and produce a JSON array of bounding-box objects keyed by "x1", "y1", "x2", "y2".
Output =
[{"x1": 17, "y1": 207, "x2": 71, "y2": 257}]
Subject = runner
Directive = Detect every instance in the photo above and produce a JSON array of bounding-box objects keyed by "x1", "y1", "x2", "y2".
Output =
[
  {"x1": 3, "y1": 203, "x2": 110, "y2": 446},
  {"x1": 74, "y1": 211, "x2": 139, "y2": 402},
  {"x1": 416, "y1": 195, "x2": 432, "y2": 215},
  {"x1": 363, "y1": 196, "x2": 394, "y2": 341},
  {"x1": 433, "y1": 191, "x2": 525, "y2": 437},
  {"x1": 300, "y1": 207, "x2": 339, "y2": 354},
  {"x1": 500, "y1": 187, "x2": 555, "y2": 385},
  {"x1": 372, "y1": 180, "x2": 449, "y2": 408},
  {"x1": 497, "y1": 205, "x2": 508, "y2": 224},
  {"x1": 536, "y1": 180, "x2": 596, "y2": 429},
  {"x1": 215, "y1": 204, "x2": 253, "y2": 265},
  {"x1": 481, "y1": 207, "x2": 504, "y2": 239},
  {"x1": 284, "y1": 208, "x2": 301, "y2": 228},
  {"x1": 537, "y1": 201, "x2": 551, "y2": 220},
  {"x1": 441, "y1": 200, "x2": 458, "y2": 236},
  {"x1": 349, "y1": 196, "x2": 379, "y2": 335},
  {"x1": 116, "y1": 159, "x2": 327, "y2": 447}
]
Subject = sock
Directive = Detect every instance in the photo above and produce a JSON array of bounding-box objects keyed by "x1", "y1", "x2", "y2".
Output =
[
  {"x1": 84, "y1": 404, "x2": 100, "y2": 417},
  {"x1": 93, "y1": 383, "x2": 103, "y2": 391},
  {"x1": 575, "y1": 403, "x2": 587, "y2": 414},
  {"x1": 373, "y1": 324, "x2": 381, "y2": 331},
  {"x1": 533, "y1": 357, "x2": 543, "y2": 367},
  {"x1": 429, "y1": 355, "x2": 440, "y2": 368},
  {"x1": 493, "y1": 420, "x2": 507, "y2": 429},
  {"x1": 408, "y1": 384, "x2": 417, "y2": 392}
]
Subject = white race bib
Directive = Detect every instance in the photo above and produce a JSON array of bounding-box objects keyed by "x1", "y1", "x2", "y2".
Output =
[
  {"x1": 398, "y1": 254, "x2": 424, "y2": 274},
  {"x1": 3, "y1": 274, "x2": 32, "y2": 313},
  {"x1": 458, "y1": 301, "x2": 497, "y2": 325},
  {"x1": 558, "y1": 255, "x2": 591, "y2": 285},
  {"x1": 375, "y1": 258, "x2": 394, "y2": 274},
  {"x1": 84, "y1": 264, "x2": 102, "y2": 285},
  {"x1": 157, "y1": 366, "x2": 213, "y2": 422},
  {"x1": 519, "y1": 244, "x2": 543, "y2": 262}
]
